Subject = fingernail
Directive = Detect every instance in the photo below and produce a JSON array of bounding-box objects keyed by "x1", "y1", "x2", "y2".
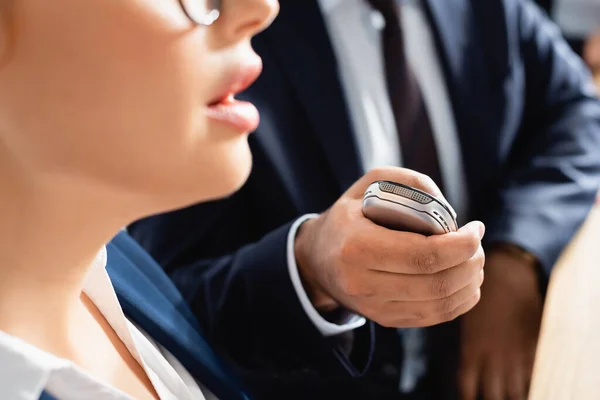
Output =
[
  {"x1": 470, "y1": 221, "x2": 485, "y2": 239},
  {"x1": 478, "y1": 222, "x2": 486, "y2": 239}
]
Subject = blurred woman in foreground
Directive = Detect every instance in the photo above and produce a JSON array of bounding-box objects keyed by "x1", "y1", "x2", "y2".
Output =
[{"x1": 0, "y1": 0, "x2": 278, "y2": 399}]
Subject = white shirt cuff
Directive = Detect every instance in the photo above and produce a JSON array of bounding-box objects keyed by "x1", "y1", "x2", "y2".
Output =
[{"x1": 287, "y1": 214, "x2": 367, "y2": 336}]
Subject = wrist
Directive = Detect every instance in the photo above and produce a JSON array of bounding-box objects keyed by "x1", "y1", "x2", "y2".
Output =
[
  {"x1": 489, "y1": 242, "x2": 538, "y2": 268},
  {"x1": 294, "y1": 218, "x2": 340, "y2": 313},
  {"x1": 485, "y1": 242, "x2": 544, "y2": 300}
]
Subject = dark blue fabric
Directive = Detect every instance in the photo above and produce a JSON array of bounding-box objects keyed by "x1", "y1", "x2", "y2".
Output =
[
  {"x1": 535, "y1": 0, "x2": 553, "y2": 13},
  {"x1": 38, "y1": 391, "x2": 57, "y2": 400},
  {"x1": 107, "y1": 232, "x2": 247, "y2": 400},
  {"x1": 130, "y1": 0, "x2": 600, "y2": 399}
]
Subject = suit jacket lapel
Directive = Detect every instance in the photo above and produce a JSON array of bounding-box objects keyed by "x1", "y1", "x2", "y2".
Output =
[
  {"x1": 107, "y1": 232, "x2": 246, "y2": 400},
  {"x1": 260, "y1": 0, "x2": 363, "y2": 193}
]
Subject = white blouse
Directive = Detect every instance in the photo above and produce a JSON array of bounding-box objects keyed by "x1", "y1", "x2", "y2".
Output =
[{"x1": 0, "y1": 247, "x2": 216, "y2": 400}]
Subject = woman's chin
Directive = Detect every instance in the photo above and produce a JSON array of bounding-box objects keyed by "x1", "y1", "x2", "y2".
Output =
[
  {"x1": 133, "y1": 143, "x2": 253, "y2": 217},
  {"x1": 186, "y1": 149, "x2": 253, "y2": 205},
  {"x1": 218, "y1": 153, "x2": 253, "y2": 197}
]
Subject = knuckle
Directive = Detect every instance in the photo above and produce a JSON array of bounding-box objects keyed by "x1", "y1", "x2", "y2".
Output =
[
  {"x1": 465, "y1": 247, "x2": 485, "y2": 272},
  {"x1": 435, "y1": 295, "x2": 457, "y2": 315},
  {"x1": 439, "y1": 307, "x2": 462, "y2": 324},
  {"x1": 333, "y1": 199, "x2": 358, "y2": 226},
  {"x1": 338, "y1": 274, "x2": 364, "y2": 296},
  {"x1": 412, "y1": 248, "x2": 440, "y2": 274},
  {"x1": 430, "y1": 276, "x2": 452, "y2": 299},
  {"x1": 407, "y1": 173, "x2": 439, "y2": 194},
  {"x1": 365, "y1": 166, "x2": 394, "y2": 183},
  {"x1": 338, "y1": 235, "x2": 361, "y2": 265},
  {"x1": 411, "y1": 308, "x2": 427, "y2": 321},
  {"x1": 475, "y1": 246, "x2": 486, "y2": 266},
  {"x1": 399, "y1": 302, "x2": 427, "y2": 321},
  {"x1": 439, "y1": 292, "x2": 480, "y2": 323},
  {"x1": 343, "y1": 199, "x2": 361, "y2": 219},
  {"x1": 464, "y1": 235, "x2": 481, "y2": 258}
]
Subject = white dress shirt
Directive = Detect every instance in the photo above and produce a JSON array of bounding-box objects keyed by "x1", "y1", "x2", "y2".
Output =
[
  {"x1": 287, "y1": 0, "x2": 467, "y2": 337},
  {"x1": 0, "y1": 248, "x2": 215, "y2": 400},
  {"x1": 553, "y1": 0, "x2": 600, "y2": 39}
]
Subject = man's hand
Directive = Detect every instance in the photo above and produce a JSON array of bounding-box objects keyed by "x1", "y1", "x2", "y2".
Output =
[
  {"x1": 294, "y1": 167, "x2": 486, "y2": 328},
  {"x1": 457, "y1": 247, "x2": 543, "y2": 400}
]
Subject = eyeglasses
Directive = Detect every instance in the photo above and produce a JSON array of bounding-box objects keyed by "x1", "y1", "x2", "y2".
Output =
[{"x1": 179, "y1": 0, "x2": 221, "y2": 26}]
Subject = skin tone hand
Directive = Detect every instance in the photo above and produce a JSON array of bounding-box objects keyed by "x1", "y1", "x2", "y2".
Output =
[
  {"x1": 294, "y1": 167, "x2": 486, "y2": 328},
  {"x1": 458, "y1": 247, "x2": 543, "y2": 400}
]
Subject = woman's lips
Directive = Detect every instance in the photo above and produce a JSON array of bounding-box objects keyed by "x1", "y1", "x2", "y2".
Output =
[
  {"x1": 206, "y1": 59, "x2": 262, "y2": 133},
  {"x1": 206, "y1": 95, "x2": 260, "y2": 133}
]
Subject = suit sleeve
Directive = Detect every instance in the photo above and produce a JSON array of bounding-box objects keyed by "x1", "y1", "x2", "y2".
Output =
[
  {"x1": 482, "y1": 0, "x2": 600, "y2": 276},
  {"x1": 128, "y1": 189, "x2": 376, "y2": 397}
]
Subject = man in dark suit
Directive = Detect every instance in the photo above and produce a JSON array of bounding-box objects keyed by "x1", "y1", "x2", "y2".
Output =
[{"x1": 130, "y1": 0, "x2": 600, "y2": 399}]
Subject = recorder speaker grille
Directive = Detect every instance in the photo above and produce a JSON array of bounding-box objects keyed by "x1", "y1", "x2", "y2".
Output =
[{"x1": 379, "y1": 182, "x2": 433, "y2": 204}]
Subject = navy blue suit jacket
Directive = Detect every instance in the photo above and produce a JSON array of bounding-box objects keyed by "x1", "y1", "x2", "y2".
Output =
[{"x1": 130, "y1": 0, "x2": 600, "y2": 398}]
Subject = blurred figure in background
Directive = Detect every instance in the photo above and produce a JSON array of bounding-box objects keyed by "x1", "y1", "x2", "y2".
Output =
[
  {"x1": 584, "y1": 30, "x2": 600, "y2": 89},
  {"x1": 538, "y1": 0, "x2": 599, "y2": 55},
  {"x1": 131, "y1": 0, "x2": 600, "y2": 399},
  {"x1": 538, "y1": 0, "x2": 600, "y2": 88}
]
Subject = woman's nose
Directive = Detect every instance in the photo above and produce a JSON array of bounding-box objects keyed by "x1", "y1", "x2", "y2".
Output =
[{"x1": 217, "y1": 0, "x2": 279, "y2": 44}]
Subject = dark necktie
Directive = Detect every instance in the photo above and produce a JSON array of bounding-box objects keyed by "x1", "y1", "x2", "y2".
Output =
[
  {"x1": 365, "y1": 0, "x2": 436, "y2": 393},
  {"x1": 366, "y1": 0, "x2": 444, "y2": 191}
]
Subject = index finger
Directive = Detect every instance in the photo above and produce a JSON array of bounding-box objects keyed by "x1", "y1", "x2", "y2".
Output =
[
  {"x1": 366, "y1": 220, "x2": 485, "y2": 275},
  {"x1": 346, "y1": 167, "x2": 444, "y2": 200}
]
